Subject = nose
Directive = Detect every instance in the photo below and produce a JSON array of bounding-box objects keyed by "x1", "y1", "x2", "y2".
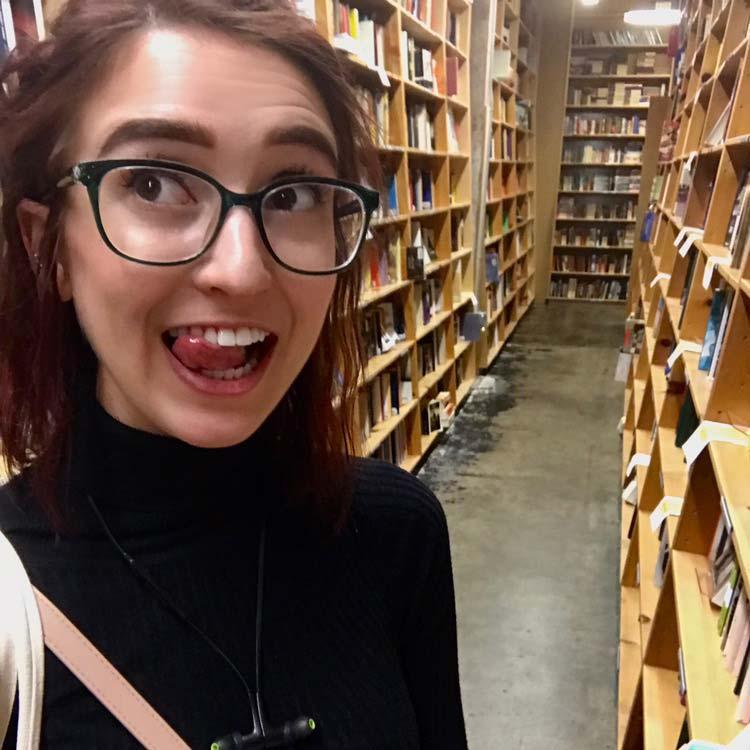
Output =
[{"x1": 192, "y1": 206, "x2": 274, "y2": 296}]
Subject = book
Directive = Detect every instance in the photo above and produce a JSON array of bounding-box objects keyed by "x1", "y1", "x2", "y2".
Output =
[
  {"x1": 677, "y1": 248, "x2": 698, "y2": 329},
  {"x1": 699, "y1": 285, "x2": 728, "y2": 371},
  {"x1": 0, "y1": 0, "x2": 16, "y2": 58},
  {"x1": 722, "y1": 581, "x2": 747, "y2": 657},
  {"x1": 446, "y1": 57, "x2": 458, "y2": 97},
  {"x1": 10, "y1": 0, "x2": 42, "y2": 42},
  {"x1": 492, "y1": 48, "x2": 512, "y2": 81},
  {"x1": 720, "y1": 566, "x2": 742, "y2": 635},
  {"x1": 386, "y1": 173, "x2": 399, "y2": 216},
  {"x1": 736, "y1": 636, "x2": 750, "y2": 696},
  {"x1": 406, "y1": 245, "x2": 425, "y2": 280},
  {"x1": 485, "y1": 252, "x2": 500, "y2": 285},
  {"x1": 674, "y1": 390, "x2": 698, "y2": 449},
  {"x1": 726, "y1": 171, "x2": 750, "y2": 248},
  {"x1": 708, "y1": 288, "x2": 734, "y2": 379}
]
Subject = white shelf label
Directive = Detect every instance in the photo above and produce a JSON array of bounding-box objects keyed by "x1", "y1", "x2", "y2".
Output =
[
  {"x1": 702, "y1": 255, "x2": 731, "y2": 289},
  {"x1": 682, "y1": 420, "x2": 750, "y2": 467},
  {"x1": 622, "y1": 479, "x2": 638, "y2": 505},
  {"x1": 372, "y1": 65, "x2": 391, "y2": 87},
  {"x1": 626, "y1": 452, "x2": 651, "y2": 478},
  {"x1": 678, "y1": 232, "x2": 702, "y2": 258},
  {"x1": 650, "y1": 272, "x2": 670, "y2": 288},
  {"x1": 650, "y1": 496, "x2": 684, "y2": 533},
  {"x1": 674, "y1": 225, "x2": 703, "y2": 249},
  {"x1": 667, "y1": 340, "x2": 702, "y2": 369}
]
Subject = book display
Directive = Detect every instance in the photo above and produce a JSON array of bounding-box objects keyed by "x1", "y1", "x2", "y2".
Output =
[
  {"x1": 318, "y1": 0, "x2": 478, "y2": 470},
  {"x1": 480, "y1": 0, "x2": 539, "y2": 368},
  {"x1": 549, "y1": 19, "x2": 672, "y2": 303},
  {"x1": 618, "y1": 0, "x2": 750, "y2": 747}
]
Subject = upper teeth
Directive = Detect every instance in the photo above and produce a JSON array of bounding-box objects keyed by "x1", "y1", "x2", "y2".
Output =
[{"x1": 168, "y1": 326, "x2": 269, "y2": 347}]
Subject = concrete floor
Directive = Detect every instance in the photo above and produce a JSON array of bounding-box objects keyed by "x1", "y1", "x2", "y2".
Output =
[{"x1": 419, "y1": 301, "x2": 625, "y2": 750}]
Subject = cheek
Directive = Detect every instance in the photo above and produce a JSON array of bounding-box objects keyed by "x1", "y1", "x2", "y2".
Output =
[
  {"x1": 62, "y1": 218, "x2": 173, "y2": 352},
  {"x1": 286, "y1": 275, "x2": 337, "y2": 346}
]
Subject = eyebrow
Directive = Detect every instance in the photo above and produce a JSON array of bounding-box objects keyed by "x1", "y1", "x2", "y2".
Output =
[
  {"x1": 97, "y1": 118, "x2": 216, "y2": 158},
  {"x1": 263, "y1": 125, "x2": 338, "y2": 170},
  {"x1": 96, "y1": 118, "x2": 338, "y2": 169}
]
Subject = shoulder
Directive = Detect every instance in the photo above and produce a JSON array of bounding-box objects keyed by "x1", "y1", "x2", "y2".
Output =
[{"x1": 348, "y1": 458, "x2": 448, "y2": 548}]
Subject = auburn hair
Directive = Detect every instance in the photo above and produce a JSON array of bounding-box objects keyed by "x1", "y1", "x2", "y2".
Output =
[{"x1": 0, "y1": 0, "x2": 378, "y2": 534}]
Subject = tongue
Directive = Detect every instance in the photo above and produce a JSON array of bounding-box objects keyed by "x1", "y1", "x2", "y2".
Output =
[{"x1": 171, "y1": 335, "x2": 247, "y2": 371}]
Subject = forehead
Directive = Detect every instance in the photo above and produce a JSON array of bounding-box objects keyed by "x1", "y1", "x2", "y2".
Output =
[{"x1": 71, "y1": 27, "x2": 336, "y2": 159}]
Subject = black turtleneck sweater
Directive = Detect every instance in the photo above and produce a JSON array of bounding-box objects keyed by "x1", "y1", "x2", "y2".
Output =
[{"x1": 0, "y1": 400, "x2": 466, "y2": 750}]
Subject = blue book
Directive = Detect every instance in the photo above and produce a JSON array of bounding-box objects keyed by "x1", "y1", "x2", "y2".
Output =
[
  {"x1": 699, "y1": 288, "x2": 728, "y2": 371},
  {"x1": 387, "y1": 174, "x2": 398, "y2": 215},
  {"x1": 485, "y1": 253, "x2": 500, "y2": 285},
  {"x1": 640, "y1": 208, "x2": 656, "y2": 243},
  {"x1": 421, "y1": 171, "x2": 432, "y2": 209}
]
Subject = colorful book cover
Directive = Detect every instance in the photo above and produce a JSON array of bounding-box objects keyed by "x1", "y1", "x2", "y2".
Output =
[{"x1": 699, "y1": 288, "x2": 728, "y2": 371}]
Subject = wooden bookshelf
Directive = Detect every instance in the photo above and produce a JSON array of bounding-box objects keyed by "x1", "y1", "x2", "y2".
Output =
[
  {"x1": 479, "y1": 0, "x2": 540, "y2": 369},
  {"x1": 618, "y1": 1, "x2": 750, "y2": 747},
  {"x1": 317, "y1": 0, "x2": 479, "y2": 470},
  {"x1": 547, "y1": 17, "x2": 673, "y2": 304}
]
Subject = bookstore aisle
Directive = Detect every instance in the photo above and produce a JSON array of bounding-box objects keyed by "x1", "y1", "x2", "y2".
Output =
[{"x1": 420, "y1": 302, "x2": 625, "y2": 750}]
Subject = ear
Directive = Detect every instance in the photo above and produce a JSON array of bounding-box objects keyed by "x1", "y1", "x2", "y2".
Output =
[{"x1": 16, "y1": 199, "x2": 73, "y2": 302}]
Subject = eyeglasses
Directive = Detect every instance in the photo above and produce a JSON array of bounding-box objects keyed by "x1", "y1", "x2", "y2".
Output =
[{"x1": 56, "y1": 159, "x2": 380, "y2": 275}]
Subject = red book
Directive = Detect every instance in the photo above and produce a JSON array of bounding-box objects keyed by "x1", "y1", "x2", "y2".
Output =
[{"x1": 446, "y1": 58, "x2": 458, "y2": 97}]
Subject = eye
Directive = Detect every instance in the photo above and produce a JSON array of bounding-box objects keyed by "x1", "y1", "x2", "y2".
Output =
[
  {"x1": 123, "y1": 169, "x2": 196, "y2": 206},
  {"x1": 266, "y1": 184, "x2": 323, "y2": 212}
]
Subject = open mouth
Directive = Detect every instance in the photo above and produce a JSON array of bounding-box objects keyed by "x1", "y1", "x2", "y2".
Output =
[{"x1": 162, "y1": 325, "x2": 277, "y2": 382}]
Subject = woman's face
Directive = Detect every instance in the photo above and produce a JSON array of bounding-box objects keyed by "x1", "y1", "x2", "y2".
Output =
[{"x1": 55, "y1": 28, "x2": 339, "y2": 446}]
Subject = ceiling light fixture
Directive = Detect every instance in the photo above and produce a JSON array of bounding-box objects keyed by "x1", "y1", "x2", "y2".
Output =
[
  {"x1": 580, "y1": 0, "x2": 600, "y2": 6},
  {"x1": 624, "y1": 7, "x2": 681, "y2": 26}
]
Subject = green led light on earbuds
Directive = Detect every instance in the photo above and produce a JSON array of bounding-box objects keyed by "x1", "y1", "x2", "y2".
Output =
[
  {"x1": 211, "y1": 744, "x2": 220, "y2": 750},
  {"x1": 308, "y1": 719, "x2": 316, "y2": 730}
]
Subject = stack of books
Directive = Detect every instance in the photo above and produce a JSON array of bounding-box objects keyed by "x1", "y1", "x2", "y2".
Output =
[
  {"x1": 563, "y1": 142, "x2": 643, "y2": 164},
  {"x1": 564, "y1": 114, "x2": 645, "y2": 135},
  {"x1": 330, "y1": 1, "x2": 386, "y2": 69},
  {"x1": 401, "y1": 33, "x2": 436, "y2": 91}
]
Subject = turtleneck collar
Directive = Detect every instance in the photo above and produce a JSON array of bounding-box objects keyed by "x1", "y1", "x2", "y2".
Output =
[{"x1": 54, "y1": 391, "x2": 275, "y2": 542}]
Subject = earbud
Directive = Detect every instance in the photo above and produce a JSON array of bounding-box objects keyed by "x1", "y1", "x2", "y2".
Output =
[{"x1": 211, "y1": 716, "x2": 317, "y2": 749}]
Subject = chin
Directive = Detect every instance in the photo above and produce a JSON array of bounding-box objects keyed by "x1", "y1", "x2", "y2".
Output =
[{"x1": 158, "y1": 408, "x2": 268, "y2": 449}]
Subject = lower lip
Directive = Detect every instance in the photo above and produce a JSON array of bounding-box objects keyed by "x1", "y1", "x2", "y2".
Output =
[{"x1": 165, "y1": 339, "x2": 275, "y2": 396}]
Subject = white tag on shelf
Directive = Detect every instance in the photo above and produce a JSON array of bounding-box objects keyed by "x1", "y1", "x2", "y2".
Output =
[
  {"x1": 650, "y1": 272, "x2": 671, "y2": 288},
  {"x1": 682, "y1": 420, "x2": 750, "y2": 467},
  {"x1": 372, "y1": 65, "x2": 391, "y2": 87},
  {"x1": 332, "y1": 34, "x2": 360, "y2": 56},
  {"x1": 702, "y1": 255, "x2": 731, "y2": 289},
  {"x1": 667, "y1": 340, "x2": 702, "y2": 369},
  {"x1": 622, "y1": 479, "x2": 638, "y2": 505},
  {"x1": 626, "y1": 452, "x2": 651, "y2": 478},
  {"x1": 678, "y1": 232, "x2": 702, "y2": 258},
  {"x1": 674, "y1": 225, "x2": 703, "y2": 248},
  {"x1": 650, "y1": 496, "x2": 684, "y2": 533}
]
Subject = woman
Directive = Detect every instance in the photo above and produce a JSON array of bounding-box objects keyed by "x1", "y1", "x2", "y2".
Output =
[{"x1": 0, "y1": 0, "x2": 467, "y2": 748}]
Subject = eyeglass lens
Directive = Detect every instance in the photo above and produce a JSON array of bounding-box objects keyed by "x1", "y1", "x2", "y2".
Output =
[{"x1": 97, "y1": 165, "x2": 366, "y2": 271}]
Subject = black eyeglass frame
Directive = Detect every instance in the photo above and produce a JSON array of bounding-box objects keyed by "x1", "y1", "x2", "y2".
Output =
[{"x1": 56, "y1": 159, "x2": 380, "y2": 275}]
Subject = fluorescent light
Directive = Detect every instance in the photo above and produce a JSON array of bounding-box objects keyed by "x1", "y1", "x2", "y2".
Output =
[
  {"x1": 624, "y1": 8, "x2": 681, "y2": 26},
  {"x1": 580, "y1": 0, "x2": 600, "y2": 6}
]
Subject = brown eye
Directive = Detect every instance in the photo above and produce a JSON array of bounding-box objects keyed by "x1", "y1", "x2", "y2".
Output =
[{"x1": 133, "y1": 173, "x2": 163, "y2": 202}]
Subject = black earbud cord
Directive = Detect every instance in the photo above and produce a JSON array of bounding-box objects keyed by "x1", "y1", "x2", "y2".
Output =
[{"x1": 86, "y1": 494, "x2": 316, "y2": 750}]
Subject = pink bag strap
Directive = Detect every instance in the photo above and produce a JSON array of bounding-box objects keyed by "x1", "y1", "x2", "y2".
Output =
[{"x1": 32, "y1": 586, "x2": 190, "y2": 750}]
